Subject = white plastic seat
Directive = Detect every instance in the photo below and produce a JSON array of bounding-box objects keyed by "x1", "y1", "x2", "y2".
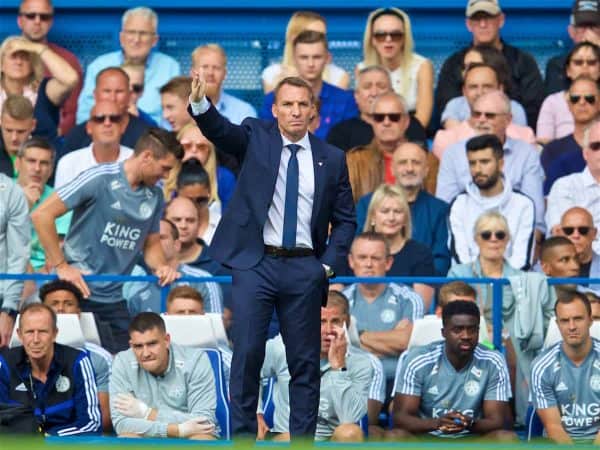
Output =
[
  {"x1": 347, "y1": 315, "x2": 361, "y2": 347},
  {"x1": 407, "y1": 315, "x2": 490, "y2": 349},
  {"x1": 206, "y1": 313, "x2": 230, "y2": 349},
  {"x1": 10, "y1": 313, "x2": 86, "y2": 349},
  {"x1": 161, "y1": 314, "x2": 218, "y2": 348},
  {"x1": 79, "y1": 312, "x2": 102, "y2": 346}
]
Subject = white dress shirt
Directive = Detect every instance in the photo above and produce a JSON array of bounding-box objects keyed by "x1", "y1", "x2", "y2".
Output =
[{"x1": 546, "y1": 167, "x2": 600, "y2": 253}]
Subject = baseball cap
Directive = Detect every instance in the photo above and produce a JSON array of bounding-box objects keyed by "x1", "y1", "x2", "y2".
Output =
[
  {"x1": 466, "y1": 0, "x2": 502, "y2": 17},
  {"x1": 572, "y1": 0, "x2": 600, "y2": 26}
]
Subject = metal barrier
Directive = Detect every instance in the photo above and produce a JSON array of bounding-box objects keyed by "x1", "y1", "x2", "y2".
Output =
[{"x1": 1, "y1": 272, "x2": 595, "y2": 351}]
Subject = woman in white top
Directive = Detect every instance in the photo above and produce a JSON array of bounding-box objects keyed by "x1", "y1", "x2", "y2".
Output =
[
  {"x1": 356, "y1": 8, "x2": 433, "y2": 128},
  {"x1": 261, "y1": 11, "x2": 350, "y2": 93}
]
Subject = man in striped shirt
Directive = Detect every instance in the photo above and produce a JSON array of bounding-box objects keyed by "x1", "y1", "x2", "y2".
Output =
[
  {"x1": 389, "y1": 301, "x2": 515, "y2": 440},
  {"x1": 531, "y1": 291, "x2": 600, "y2": 443}
]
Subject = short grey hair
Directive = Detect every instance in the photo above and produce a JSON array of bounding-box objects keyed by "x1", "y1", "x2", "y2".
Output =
[
  {"x1": 356, "y1": 65, "x2": 391, "y2": 91},
  {"x1": 473, "y1": 89, "x2": 511, "y2": 115},
  {"x1": 370, "y1": 91, "x2": 408, "y2": 115},
  {"x1": 122, "y1": 7, "x2": 158, "y2": 31}
]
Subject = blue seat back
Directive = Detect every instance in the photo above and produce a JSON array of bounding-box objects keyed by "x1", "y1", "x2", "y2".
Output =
[
  {"x1": 526, "y1": 403, "x2": 544, "y2": 441},
  {"x1": 202, "y1": 348, "x2": 231, "y2": 439}
]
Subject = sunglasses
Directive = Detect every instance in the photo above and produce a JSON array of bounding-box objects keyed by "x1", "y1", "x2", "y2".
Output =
[
  {"x1": 471, "y1": 110, "x2": 504, "y2": 120},
  {"x1": 191, "y1": 196, "x2": 210, "y2": 206},
  {"x1": 562, "y1": 226, "x2": 591, "y2": 236},
  {"x1": 480, "y1": 230, "x2": 507, "y2": 241},
  {"x1": 19, "y1": 12, "x2": 53, "y2": 21},
  {"x1": 131, "y1": 83, "x2": 144, "y2": 94},
  {"x1": 90, "y1": 114, "x2": 123, "y2": 124},
  {"x1": 371, "y1": 113, "x2": 403, "y2": 123},
  {"x1": 589, "y1": 141, "x2": 600, "y2": 151},
  {"x1": 372, "y1": 31, "x2": 404, "y2": 42},
  {"x1": 570, "y1": 58, "x2": 599, "y2": 67},
  {"x1": 569, "y1": 94, "x2": 596, "y2": 105}
]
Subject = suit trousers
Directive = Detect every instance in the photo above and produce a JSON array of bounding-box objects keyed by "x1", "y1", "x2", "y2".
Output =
[{"x1": 229, "y1": 253, "x2": 326, "y2": 438}]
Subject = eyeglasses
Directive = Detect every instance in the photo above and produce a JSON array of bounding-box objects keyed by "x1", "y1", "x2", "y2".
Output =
[
  {"x1": 371, "y1": 112, "x2": 403, "y2": 123},
  {"x1": 479, "y1": 230, "x2": 507, "y2": 241},
  {"x1": 122, "y1": 29, "x2": 156, "y2": 39},
  {"x1": 90, "y1": 114, "x2": 123, "y2": 124},
  {"x1": 19, "y1": 12, "x2": 53, "y2": 21},
  {"x1": 562, "y1": 226, "x2": 591, "y2": 236},
  {"x1": 131, "y1": 83, "x2": 144, "y2": 94},
  {"x1": 570, "y1": 58, "x2": 599, "y2": 67},
  {"x1": 569, "y1": 94, "x2": 596, "y2": 105},
  {"x1": 372, "y1": 31, "x2": 404, "y2": 42},
  {"x1": 471, "y1": 110, "x2": 505, "y2": 120},
  {"x1": 589, "y1": 141, "x2": 600, "y2": 151}
]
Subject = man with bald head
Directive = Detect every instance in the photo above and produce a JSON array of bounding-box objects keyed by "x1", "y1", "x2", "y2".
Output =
[
  {"x1": 327, "y1": 66, "x2": 426, "y2": 151},
  {"x1": 556, "y1": 208, "x2": 600, "y2": 287},
  {"x1": 433, "y1": 67, "x2": 535, "y2": 158},
  {"x1": 62, "y1": 67, "x2": 149, "y2": 158},
  {"x1": 54, "y1": 100, "x2": 132, "y2": 187},
  {"x1": 356, "y1": 142, "x2": 450, "y2": 275},
  {"x1": 436, "y1": 90, "x2": 544, "y2": 234}
]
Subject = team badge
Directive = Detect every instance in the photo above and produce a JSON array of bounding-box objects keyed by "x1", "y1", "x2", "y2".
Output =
[
  {"x1": 464, "y1": 380, "x2": 480, "y2": 396},
  {"x1": 139, "y1": 202, "x2": 153, "y2": 219},
  {"x1": 55, "y1": 375, "x2": 71, "y2": 393},
  {"x1": 380, "y1": 309, "x2": 396, "y2": 323},
  {"x1": 590, "y1": 375, "x2": 600, "y2": 392}
]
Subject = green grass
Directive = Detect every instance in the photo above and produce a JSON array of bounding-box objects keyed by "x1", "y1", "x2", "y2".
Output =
[{"x1": 0, "y1": 436, "x2": 596, "y2": 450}]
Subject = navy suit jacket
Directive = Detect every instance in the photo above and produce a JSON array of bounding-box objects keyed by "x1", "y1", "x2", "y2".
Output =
[{"x1": 189, "y1": 103, "x2": 356, "y2": 274}]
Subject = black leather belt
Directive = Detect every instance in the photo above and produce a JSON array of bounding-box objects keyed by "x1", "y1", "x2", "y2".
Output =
[{"x1": 264, "y1": 245, "x2": 314, "y2": 257}]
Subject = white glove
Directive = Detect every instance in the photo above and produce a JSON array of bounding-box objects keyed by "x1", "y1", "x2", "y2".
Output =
[
  {"x1": 114, "y1": 393, "x2": 151, "y2": 419},
  {"x1": 178, "y1": 416, "x2": 215, "y2": 437}
]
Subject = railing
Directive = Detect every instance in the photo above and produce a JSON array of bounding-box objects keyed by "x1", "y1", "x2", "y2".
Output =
[{"x1": 1, "y1": 273, "x2": 595, "y2": 351}]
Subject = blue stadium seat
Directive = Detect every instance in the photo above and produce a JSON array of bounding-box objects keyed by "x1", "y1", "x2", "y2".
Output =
[
  {"x1": 202, "y1": 348, "x2": 231, "y2": 440},
  {"x1": 526, "y1": 404, "x2": 544, "y2": 441}
]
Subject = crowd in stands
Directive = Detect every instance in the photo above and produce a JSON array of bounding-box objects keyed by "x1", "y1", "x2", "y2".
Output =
[{"x1": 3, "y1": 0, "x2": 600, "y2": 443}]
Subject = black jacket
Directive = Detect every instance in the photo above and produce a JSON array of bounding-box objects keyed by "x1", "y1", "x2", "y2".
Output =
[{"x1": 434, "y1": 41, "x2": 544, "y2": 130}]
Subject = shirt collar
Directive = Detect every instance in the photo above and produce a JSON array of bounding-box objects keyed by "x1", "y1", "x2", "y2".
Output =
[
  {"x1": 582, "y1": 167, "x2": 599, "y2": 187},
  {"x1": 282, "y1": 133, "x2": 311, "y2": 152}
]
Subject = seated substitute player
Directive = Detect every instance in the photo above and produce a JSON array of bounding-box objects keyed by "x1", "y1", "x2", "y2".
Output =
[
  {"x1": 257, "y1": 291, "x2": 377, "y2": 442},
  {"x1": 39, "y1": 279, "x2": 113, "y2": 431},
  {"x1": 531, "y1": 291, "x2": 600, "y2": 444},
  {"x1": 109, "y1": 312, "x2": 218, "y2": 439},
  {"x1": 388, "y1": 301, "x2": 516, "y2": 440}
]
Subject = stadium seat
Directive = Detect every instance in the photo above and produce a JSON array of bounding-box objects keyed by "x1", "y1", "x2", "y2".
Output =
[
  {"x1": 543, "y1": 318, "x2": 600, "y2": 349},
  {"x1": 201, "y1": 348, "x2": 231, "y2": 440},
  {"x1": 79, "y1": 312, "x2": 102, "y2": 346},
  {"x1": 526, "y1": 403, "x2": 545, "y2": 441},
  {"x1": 10, "y1": 313, "x2": 86, "y2": 349},
  {"x1": 161, "y1": 314, "x2": 219, "y2": 348},
  {"x1": 407, "y1": 314, "x2": 490, "y2": 349},
  {"x1": 206, "y1": 313, "x2": 230, "y2": 348},
  {"x1": 347, "y1": 315, "x2": 361, "y2": 347}
]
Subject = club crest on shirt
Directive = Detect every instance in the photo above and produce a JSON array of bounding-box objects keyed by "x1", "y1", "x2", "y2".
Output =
[
  {"x1": 380, "y1": 309, "x2": 396, "y2": 324},
  {"x1": 464, "y1": 380, "x2": 480, "y2": 396},
  {"x1": 139, "y1": 202, "x2": 153, "y2": 219},
  {"x1": 590, "y1": 375, "x2": 600, "y2": 392},
  {"x1": 55, "y1": 375, "x2": 71, "y2": 393}
]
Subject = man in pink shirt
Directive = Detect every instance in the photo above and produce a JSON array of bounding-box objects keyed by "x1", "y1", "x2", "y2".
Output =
[
  {"x1": 17, "y1": 0, "x2": 83, "y2": 135},
  {"x1": 432, "y1": 64, "x2": 535, "y2": 159}
]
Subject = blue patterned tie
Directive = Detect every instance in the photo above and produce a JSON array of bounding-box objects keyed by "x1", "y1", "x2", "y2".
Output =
[{"x1": 282, "y1": 144, "x2": 300, "y2": 248}]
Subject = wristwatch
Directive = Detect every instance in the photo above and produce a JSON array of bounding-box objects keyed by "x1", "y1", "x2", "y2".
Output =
[{"x1": 0, "y1": 307, "x2": 17, "y2": 319}]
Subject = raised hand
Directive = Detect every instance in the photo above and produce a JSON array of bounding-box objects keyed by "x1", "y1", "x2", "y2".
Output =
[{"x1": 190, "y1": 69, "x2": 207, "y2": 103}]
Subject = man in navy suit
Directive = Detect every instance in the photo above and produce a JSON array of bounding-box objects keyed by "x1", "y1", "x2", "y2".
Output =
[{"x1": 189, "y1": 72, "x2": 356, "y2": 438}]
